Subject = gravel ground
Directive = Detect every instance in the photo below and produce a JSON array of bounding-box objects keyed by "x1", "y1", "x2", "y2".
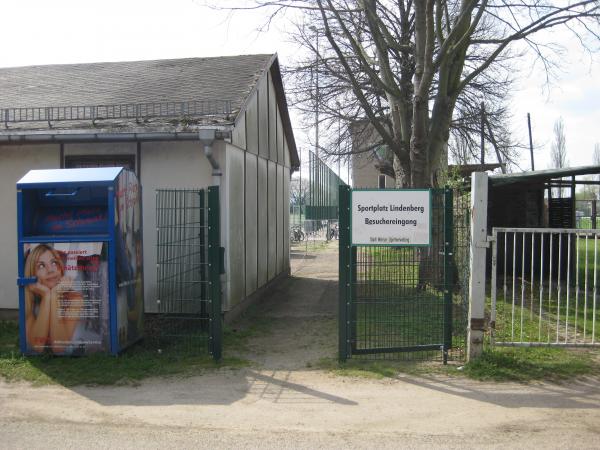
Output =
[{"x1": 2, "y1": 242, "x2": 600, "y2": 449}]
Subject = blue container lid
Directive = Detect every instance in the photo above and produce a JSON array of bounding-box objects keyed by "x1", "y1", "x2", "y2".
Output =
[{"x1": 17, "y1": 167, "x2": 124, "y2": 187}]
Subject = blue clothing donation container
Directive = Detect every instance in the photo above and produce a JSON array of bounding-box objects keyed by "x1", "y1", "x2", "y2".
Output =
[{"x1": 16, "y1": 167, "x2": 143, "y2": 355}]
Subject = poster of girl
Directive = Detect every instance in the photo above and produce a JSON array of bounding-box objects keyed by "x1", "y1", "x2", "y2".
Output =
[{"x1": 23, "y1": 242, "x2": 108, "y2": 355}]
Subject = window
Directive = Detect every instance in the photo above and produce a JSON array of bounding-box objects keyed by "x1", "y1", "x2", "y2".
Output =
[
  {"x1": 65, "y1": 154, "x2": 136, "y2": 173},
  {"x1": 378, "y1": 174, "x2": 386, "y2": 189}
]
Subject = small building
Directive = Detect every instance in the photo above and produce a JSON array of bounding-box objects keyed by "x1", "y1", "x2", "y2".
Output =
[
  {"x1": 0, "y1": 54, "x2": 299, "y2": 319},
  {"x1": 349, "y1": 120, "x2": 395, "y2": 188},
  {"x1": 489, "y1": 166, "x2": 600, "y2": 229},
  {"x1": 488, "y1": 166, "x2": 600, "y2": 280}
]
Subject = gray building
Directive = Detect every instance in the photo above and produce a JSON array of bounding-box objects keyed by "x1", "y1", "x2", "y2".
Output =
[{"x1": 0, "y1": 54, "x2": 299, "y2": 318}]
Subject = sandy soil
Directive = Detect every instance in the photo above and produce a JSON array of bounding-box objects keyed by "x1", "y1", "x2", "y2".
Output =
[{"x1": 1, "y1": 242, "x2": 600, "y2": 449}]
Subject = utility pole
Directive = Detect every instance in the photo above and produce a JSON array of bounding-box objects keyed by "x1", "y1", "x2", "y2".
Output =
[
  {"x1": 337, "y1": 104, "x2": 341, "y2": 179},
  {"x1": 347, "y1": 154, "x2": 351, "y2": 186},
  {"x1": 480, "y1": 102, "x2": 485, "y2": 167},
  {"x1": 299, "y1": 148, "x2": 302, "y2": 224},
  {"x1": 310, "y1": 25, "x2": 320, "y2": 158},
  {"x1": 527, "y1": 113, "x2": 535, "y2": 171}
]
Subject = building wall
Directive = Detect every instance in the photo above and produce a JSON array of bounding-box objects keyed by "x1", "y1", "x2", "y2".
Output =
[
  {"x1": 65, "y1": 140, "x2": 219, "y2": 313},
  {"x1": 352, "y1": 152, "x2": 394, "y2": 188},
  {"x1": 138, "y1": 141, "x2": 219, "y2": 313},
  {"x1": 0, "y1": 145, "x2": 60, "y2": 310},
  {"x1": 0, "y1": 141, "x2": 220, "y2": 313},
  {"x1": 350, "y1": 120, "x2": 393, "y2": 189},
  {"x1": 224, "y1": 68, "x2": 292, "y2": 312},
  {"x1": 0, "y1": 74, "x2": 294, "y2": 316}
]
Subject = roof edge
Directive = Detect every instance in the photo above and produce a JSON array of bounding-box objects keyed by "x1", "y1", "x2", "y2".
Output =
[
  {"x1": 490, "y1": 165, "x2": 600, "y2": 187},
  {"x1": 232, "y1": 54, "x2": 299, "y2": 170}
]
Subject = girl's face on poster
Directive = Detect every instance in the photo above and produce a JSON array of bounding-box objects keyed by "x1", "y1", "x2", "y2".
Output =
[{"x1": 35, "y1": 250, "x2": 62, "y2": 289}]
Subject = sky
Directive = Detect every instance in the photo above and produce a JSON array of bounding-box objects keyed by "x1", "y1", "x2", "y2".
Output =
[{"x1": 1, "y1": 0, "x2": 598, "y2": 177}]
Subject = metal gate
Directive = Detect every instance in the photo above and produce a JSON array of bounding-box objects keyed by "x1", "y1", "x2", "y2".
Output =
[
  {"x1": 155, "y1": 187, "x2": 222, "y2": 360},
  {"x1": 338, "y1": 186, "x2": 455, "y2": 361},
  {"x1": 490, "y1": 227, "x2": 600, "y2": 348}
]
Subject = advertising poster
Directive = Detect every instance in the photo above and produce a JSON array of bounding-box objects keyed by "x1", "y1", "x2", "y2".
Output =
[
  {"x1": 115, "y1": 169, "x2": 144, "y2": 349},
  {"x1": 23, "y1": 242, "x2": 109, "y2": 355}
]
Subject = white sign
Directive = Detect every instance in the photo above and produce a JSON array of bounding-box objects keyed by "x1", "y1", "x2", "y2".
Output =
[{"x1": 351, "y1": 190, "x2": 431, "y2": 246}]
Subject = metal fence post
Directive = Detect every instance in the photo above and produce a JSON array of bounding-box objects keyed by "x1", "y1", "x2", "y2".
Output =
[
  {"x1": 199, "y1": 190, "x2": 208, "y2": 331},
  {"x1": 468, "y1": 172, "x2": 489, "y2": 361},
  {"x1": 338, "y1": 184, "x2": 351, "y2": 361},
  {"x1": 443, "y1": 188, "x2": 454, "y2": 362},
  {"x1": 208, "y1": 186, "x2": 222, "y2": 361}
]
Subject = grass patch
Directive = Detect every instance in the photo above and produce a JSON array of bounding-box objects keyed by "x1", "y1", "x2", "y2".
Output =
[
  {"x1": 223, "y1": 314, "x2": 275, "y2": 354},
  {"x1": 314, "y1": 357, "x2": 458, "y2": 379},
  {"x1": 0, "y1": 321, "x2": 249, "y2": 387},
  {"x1": 315, "y1": 347, "x2": 600, "y2": 383},
  {"x1": 462, "y1": 347, "x2": 599, "y2": 382},
  {"x1": 490, "y1": 284, "x2": 600, "y2": 343}
]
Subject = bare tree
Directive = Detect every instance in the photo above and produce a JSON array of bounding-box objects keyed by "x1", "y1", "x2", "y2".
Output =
[
  {"x1": 213, "y1": 1, "x2": 600, "y2": 188},
  {"x1": 550, "y1": 117, "x2": 568, "y2": 169}
]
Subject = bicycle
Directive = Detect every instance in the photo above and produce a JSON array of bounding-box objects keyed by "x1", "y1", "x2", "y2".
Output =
[{"x1": 290, "y1": 225, "x2": 305, "y2": 242}]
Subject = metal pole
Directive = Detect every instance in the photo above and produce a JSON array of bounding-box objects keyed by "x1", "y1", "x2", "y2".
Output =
[
  {"x1": 527, "y1": 113, "x2": 535, "y2": 171},
  {"x1": 338, "y1": 184, "x2": 351, "y2": 361},
  {"x1": 338, "y1": 111, "x2": 341, "y2": 179},
  {"x1": 480, "y1": 102, "x2": 485, "y2": 167},
  {"x1": 299, "y1": 149, "x2": 303, "y2": 225},
  {"x1": 208, "y1": 186, "x2": 222, "y2": 361},
  {"x1": 310, "y1": 25, "x2": 320, "y2": 158},
  {"x1": 443, "y1": 188, "x2": 454, "y2": 363},
  {"x1": 347, "y1": 154, "x2": 351, "y2": 187}
]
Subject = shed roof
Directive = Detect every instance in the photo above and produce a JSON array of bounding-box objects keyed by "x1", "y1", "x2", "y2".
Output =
[
  {"x1": 489, "y1": 165, "x2": 600, "y2": 187},
  {"x1": 0, "y1": 55, "x2": 272, "y2": 110},
  {"x1": 0, "y1": 54, "x2": 299, "y2": 169}
]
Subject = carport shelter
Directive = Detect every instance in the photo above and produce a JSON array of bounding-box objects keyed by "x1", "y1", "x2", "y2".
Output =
[
  {"x1": 487, "y1": 165, "x2": 600, "y2": 280},
  {"x1": 0, "y1": 54, "x2": 299, "y2": 320}
]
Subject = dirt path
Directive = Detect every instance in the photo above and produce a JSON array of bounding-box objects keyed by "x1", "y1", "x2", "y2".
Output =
[
  {"x1": 2, "y1": 242, "x2": 600, "y2": 449},
  {"x1": 231, "y1": 243, "x2": 339, "y2": 369}
]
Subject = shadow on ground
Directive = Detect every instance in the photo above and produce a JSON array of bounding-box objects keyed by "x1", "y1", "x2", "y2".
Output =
[{"x1": 8, "y1": 240, "x2": 600, "y2": 413}]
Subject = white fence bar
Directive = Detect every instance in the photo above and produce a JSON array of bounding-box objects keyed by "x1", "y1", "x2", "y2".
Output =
[
  {"x1": 490, "y1": 227, "x2": 600, "y2": 348},
  {"x1": 490, "y1": 229, "x2": 498, "y2": 345}
]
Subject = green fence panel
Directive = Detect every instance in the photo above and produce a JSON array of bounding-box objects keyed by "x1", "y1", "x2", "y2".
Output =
[
  {"x1": 305, "y1": 151, "x2": 345, "y2": 221},
  {"x1": 339, "y1": 187, "x2": 464, "y2": 362},
  {"x1": 154, "y1": 187, "x2": 222, "y2": 361}
]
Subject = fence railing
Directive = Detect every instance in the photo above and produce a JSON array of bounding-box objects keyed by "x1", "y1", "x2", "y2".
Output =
[
  {"x1": 2, "y1": 100, "x2": 232, "y2": 125},
  {"x1": 490, "y1": 227, "x2": 600, "y2": 347}
]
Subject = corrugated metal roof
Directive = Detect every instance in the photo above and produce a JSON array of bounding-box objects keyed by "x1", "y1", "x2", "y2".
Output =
[{"x1": 489, "y1": 165, "x2": 600, "y2": 187}]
